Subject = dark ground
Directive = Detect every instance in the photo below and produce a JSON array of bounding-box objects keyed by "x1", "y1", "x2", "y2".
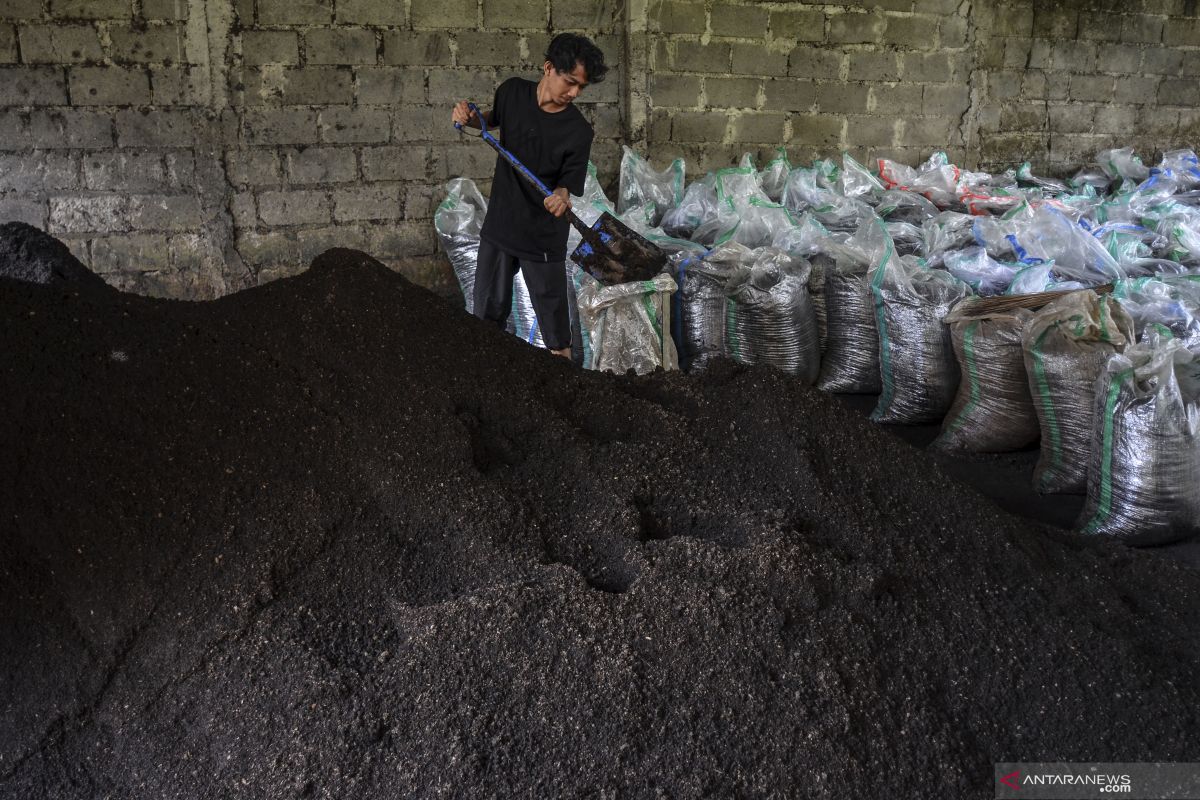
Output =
[{"x1": 1, "y1": 243, "x2": 1198, "y2": 799}]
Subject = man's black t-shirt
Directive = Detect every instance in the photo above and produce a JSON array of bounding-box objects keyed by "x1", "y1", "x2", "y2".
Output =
[{"x1": 479, "y1": 77, "x2": 594, "y2": 262}]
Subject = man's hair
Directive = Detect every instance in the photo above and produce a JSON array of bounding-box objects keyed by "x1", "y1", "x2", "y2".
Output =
[{"x1": 545, "y1": 33, "x2": 609, "y2": 84}]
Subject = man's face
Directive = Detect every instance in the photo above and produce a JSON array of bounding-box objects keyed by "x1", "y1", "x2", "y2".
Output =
[{"x1": 541, "y1": 61, "x2": 589, "y2": 108}]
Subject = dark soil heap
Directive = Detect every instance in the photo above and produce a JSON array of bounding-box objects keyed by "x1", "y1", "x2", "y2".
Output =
[{"x1": 1, "y1": 248, "x2": 1197, "y2": 799}]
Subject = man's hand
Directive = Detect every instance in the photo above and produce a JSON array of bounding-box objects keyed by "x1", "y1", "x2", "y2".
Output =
[
  {"x1": 544, "y1": 187, "x2": 571, "y2": 218},
  {"x1": 452, "y1": 100, "x2": 479, "y2": 129}
]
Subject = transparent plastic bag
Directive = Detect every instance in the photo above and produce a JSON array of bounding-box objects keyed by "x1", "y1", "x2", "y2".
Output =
[
  {"x1": 943, "y1": 247, "x2": 1019, "y2": 296},
  {"x1": 1080, "y1": 330, "x2": 1200, "y2": 545},
  {"x1": 618, "y1": 146, "x2": 684, "y2": 227},
  {"x1": 934, "y1": 304, "x2": 1039, "y2": 453},
  {"x1": 876, "y1": 189, "x2": 940, "y2": 224},
  {"x1": 434, "y1": 177, "x2": 489, "y2": 314},
  {"x1": 1004, "y1": 262, "x2": 1086, "y2": 295},
  {"x1": 817, "y1": 217, "x2": 890, "y2": 393},
  {"x1": 1159, "y1": 149, "x2": 1200, "y2": 190},
  {"x1": 771, "y1": 212, "x2": 830, "y2": 259},
  {"x1": 886, "y1": 221, "x2": 925, "y2": 257},
  {"x1": 840, "y1": 152, "x2": 884, "y2": 199},
  {"x1": 675, "y1": 247, "x2": 738, "y2": 373},
  {"x1": 661, "y1": 176, "x2": 717, "y2": 241},
  {"x1": 1004, "y1": 202, "x2": 1124, "y2": 284},
  {"x1": 870, "y1": 245, "x2": 972, "y2": 424},
  {"x1": 1016, "y1": 162, "x2": 1068, "y2": 194},
  {"x1": 1023, "y1": 291, "x2": 1134, "y2": 494},
  {"x1": 923, "y1": 211, "x2": 978, "y2": 266},
  {"x1": 1113, "y1": 275, "x2": 1200, "y2": 348},
  {"x1": 724, "y1": 246, "x2": 821, "y2": 382},
  {"x1": 1097, "y1": 146, "x2": 1150, "y2": 185},
  {"x1": 757, "y1": 148, "x2": 791, "y2": 202},
  {"x1": 577, "y1": 271, "x2": 679, "y2": 375},
  {"x1": 782, "y1": 166, "x2": 872, "y2": 232}
]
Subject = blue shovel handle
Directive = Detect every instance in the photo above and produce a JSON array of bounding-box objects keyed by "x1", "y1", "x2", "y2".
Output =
[{"x1": 453, "y1": 101, "x2": 555, "y2": 199}]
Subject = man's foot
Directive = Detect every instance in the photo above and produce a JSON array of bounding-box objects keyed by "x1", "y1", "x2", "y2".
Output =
[{"x1": 550, "y1": 347, "x2": 571, "y2": 360}]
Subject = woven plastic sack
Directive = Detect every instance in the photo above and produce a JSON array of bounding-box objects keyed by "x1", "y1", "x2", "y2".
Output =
[
  {"x1": 724, "y1": 245, "x2": 820, "y2": 382},
  {"x1": 1023, "y1": 291, "x2": 1134, "y2": 494},
  {"x1": 1079, "y1": 330, "x2": 1200, "y2": 545},
  {"x1": 618, "y1": 146, "x2": 684, "y2": 227},
  {"x1": 934, "y1": 304, "x2": 1038, "y2": 453},
  {"x1": 577, "y1": 272, "x2": 679, "y2": 375},
  {"x1": 817, "y1": 218, "x2": 889, "y2": 393},
  {"x1": 674, "y1": 248, "x2": 739, "y2": 373},
  {"x1": 807, "y1": 252, "x2": 833, "y2": 354},
  {"x1": 870, "y1": 241, "x2": 972, "y2": 424},
  {"x1": 434, "y1": 177, "x2": 488, "y2": 314}
]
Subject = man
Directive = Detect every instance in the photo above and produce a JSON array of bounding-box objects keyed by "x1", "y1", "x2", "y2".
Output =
[{"x1": 451, "y1": 33, "x2": 608, "y2": 359}]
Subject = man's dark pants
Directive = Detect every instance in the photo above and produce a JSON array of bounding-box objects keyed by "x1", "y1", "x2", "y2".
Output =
[{"x1": 474, "y1": 239, "x2": 571, "y2": 351}]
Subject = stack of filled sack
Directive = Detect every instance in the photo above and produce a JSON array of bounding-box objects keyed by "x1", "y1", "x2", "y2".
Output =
[{"x1": 436, "y1": 145, "x2": 1200, "y2": 547}]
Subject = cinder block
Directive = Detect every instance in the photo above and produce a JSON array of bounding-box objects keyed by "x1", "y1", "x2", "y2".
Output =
[
  {"x1": 1032, "y1": 4, "x2": 1076, "y2": 38},
  {"x1": 128, "y1": 193, "x2": 203, "y2": 230},
  {"x1": 730, "y1": 111, "x2": 786, "y2": 143},
  {"x1": 1158, "y1": 78, "x2": 1195, "y2": 107},
  {"x1": 336, "y1": 0, "x2": 406, "y2": 25},
  {"x1": 115, "y1": 108, "x2": 193, "y2": 146},
  {"x1": 49, "y1": 195, "x2": 128, "y2": 233},
  {"x1": 19, "y1": 24, "x2": 104, "y2": 63},
  {"x1": 1142, "y1": 45, "x2": 1183, "y2": 75},
  {"x1": 412, "y1": 0, "x2": 476, "y2": 28},
  {"x1": 142, "y1": 0, "x2": 188, "y2": 21},
  {"x1": 225, "y1": 149, "x2": 281, "y2": 186},
  {"x1": 1093, "y1": 105, "x2": 1139, "y2": 135},
  {"x1": 49, "y1": 0, "x2": 133, "y2": 20},
  {"x1": 319, "y1": 106, "x2": 391, "y2": 143},
  {"x1": 788, "y1": 113, "x2": 842, "y2": 148},
  {"x1": 382, "y1": 31, "x2": 452, "y2": 65},
  {"x1": 815, "y1": 83, "x2": 868, "y2": 114},
  {"x1": 0, "y1": 152, "x2": 77, "y2": 191},
  {"x1": 900, "y1": 116, "x2": 954, "y2": 147},
  {"x1": 0, "y1": 24, "x2": 13, "y2": 63},
  {"x1": 403, "y1": 183, "x2": 440, "y2": 217},
  {"x1": 650, "y1": 74, "x2": 702, "y2": 107},
  {"x1": 703, "y1": 76, "x2": 758, "y2": 109},
  {"x1": 902, "y1": 52, "x2": 953, "y2": 82},
  {"x1": 257, "y1": 189, "x2": 331, "y2": 226},
  {"x1": 242, "y1": 31, "x2": 299, "y2": 66},
  {"x1": 710, "y1": 3, "x2": 767, "y2": 38},
  {"x1": 360, "y1": 144, "x2": 430, "y2": 180},
  {"x1": 921, "y1": 83, "x2": 969, "y2": 117},
  {"x1": 70, "y1": 65, "x2": 151, "y2": 105},
  {"x1": 0, "y1": 0, "x2": 44, "y2": 20},
  {"x1": 392, "y1": 105, "x2": 443, "y2": 142},
  {"x1": 977, "y1": 38, "x2": 1004, "y2": 70},
  {"x1": 305, "y1": 28, "x2": 377, "y2": 65},
  {"x1": 1163, "y1": 17, "x2": 1200, "y2": 47},
  {"x1": 481, "y1": 0, "x2": 544, "y2": 29},
  {"x1": 730, "y1": 44, "x2": 787, "y2": 76},
  {"x1": 1077, "y1": 14, "x2": 1119, "y2": 43},
  {"x1": 882, "y1": 15, "x2": 935, "y2": 50},
  {"x1": 1102, "y1": 44, "x2": 1143, "y2": 74},
  {"x1": 788, "y1": 46, "x2": 841, "y2": 80},
  {"x1": 242, "y1": 67, "x2": 354, "y2": 106},
  {"x1": 762, "y1": 77, "x2": 818, "y2": 110},
  {"x1": 1121, "y1": 14, "x2": 1164, "y2": 44},
  {"x1": 332, "y1": 183, "x2": 402, "y2": 222},
  {"x1": 673, "y1": 41, "x2": 731, "y2": 73},
  {"x1": 1048, "y1": 104, "x2": 1096, "y2": 134},
  {"x1": 357, "y1": 66, "x2": 425, "y2": 104},
  {"x1": 1019, "y1": 70, "x2": 1047, "y2": 100},
  {"x1": 427, "y1": 68, "x2": 499, "y2": 104},
  {"x1": 152, "y1": 66, "x2": 211, "y2": 106},
  {"x1": 283, "y1": 146, "x2": 357, "y2": 183},
  {"x1": 978, "y1": 132, "x2": 1049, "y2": 165},
  {"x1": 91, "y1": 233, "x2": 171, "y2": 273},
  {"x1": 230, "y1": 192, "x2": 257, "y2": 228},
  {"x1": 0, "y1": 66, "x2": 67, "y2": 105},
  {"x1": 827, "y1": 11, "x2": 884, "y2": 45},
  {"x1": 83, "y1": 150, "x2": 166, "y2": 190},
  {"x1": 585, "y1": 102, "x2": 620, "y2": 137},
  {"x1": 987, "y1": 4, "x2": 1032, "y2": 36},
  {"x1": 770, "y1": 9, "x2": 824, "y2": 42},
  {"x1": 845, "y1": 116, "x2": 896, "y2": 147},
  {"x1": 939, "y1": 16, "x2": 967, "y2": 48},
  {"x1": 1049, "y1": 41, "x2": 1096, "y2": 73},
  {"x1": 1183, "y1": 51, "x2": 1200, "y2": 76},
  {"x1": 241, "y1": 108, "x2": 321, "y2": 145},
  {"x1": 364, "y1": 220, "x2": 436, "y2": 258},
  {"x1": 646, "y1": 108, "x2": 671, "y2": 143},
  {"x1": 1068, "y1": 74, "x2": 1113, "y2": 103},
  {"x1": 437, "y1": 140, "x2": 496, "y2": 178},
  {"x1": 846, "y1": 51, "x2": 897, "y2": 82},
  {"x1": 999, "y1": 103, "x2": 1046, "y2": 132},
  {"x1": 869, "y1": 83, "x2": 923, "y2": 116},
  {"x1": 1111, "y1": 75, "x2": 1158, "y2": 105},
  {"x1": 671, "y1": 111, "x2": 727, "y2": 142},
  {"x1": 455, "y1": 30, "x2": 520, "y2": 66},
  {"x1": 986, "y1": 70, "x2": 1020, "y2": 100},
  {"x1": 0, "y1": 197, "x2": 48, "y2": 227},
  {"x1": 107, "y1": 23, "x2": 186, "y2": 63},
  {"x1": 164, "y1": 151, "x2": 194, "y2": 187},
  {"x1": 651, "y1": 1, "x2": 705, "y2": 35},
  {"x1": 258, "y1": 0, "x2": 332, "y2": 25},
  {"x1": 237, "y1": 229, "x2": 302, "y2": 270}
]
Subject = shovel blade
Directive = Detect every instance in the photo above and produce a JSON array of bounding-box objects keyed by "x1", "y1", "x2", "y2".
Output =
[{"x1": 570, "y1": 212, "x2": 667, "y2": 285}]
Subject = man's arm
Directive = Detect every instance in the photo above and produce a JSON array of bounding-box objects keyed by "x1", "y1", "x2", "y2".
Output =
[{"x1": 451, "y1": 101, "x2": 495, "y2": 130}]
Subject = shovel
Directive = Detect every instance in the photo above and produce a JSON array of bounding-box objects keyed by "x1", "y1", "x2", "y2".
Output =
[{"x1": 454, "y1": 102, "x2": 666, "y2": 285}]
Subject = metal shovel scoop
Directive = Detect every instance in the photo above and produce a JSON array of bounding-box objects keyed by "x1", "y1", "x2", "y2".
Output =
[{"x1": 454, "y1": 102, "x2": 666, "y2": 285}]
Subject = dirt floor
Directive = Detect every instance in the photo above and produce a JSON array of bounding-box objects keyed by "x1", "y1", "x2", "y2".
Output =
[{"x1": 1, "y1": 235, "x2": 1198, "y2": 798}]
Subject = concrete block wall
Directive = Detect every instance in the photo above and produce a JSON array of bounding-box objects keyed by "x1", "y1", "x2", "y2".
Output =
[{"x1": 1, "y1": 0, "x2": 1198, "y2": 299}]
